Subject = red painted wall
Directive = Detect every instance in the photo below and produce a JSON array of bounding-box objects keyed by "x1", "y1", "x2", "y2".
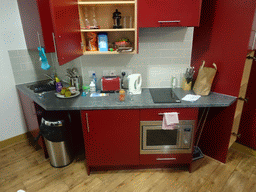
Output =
[
  {"x1": 192, "y1": 0, "x2": 255, "y2": 96},
  {"x1": 191, "y1": 0, "x2": 256, "y2": 163}
]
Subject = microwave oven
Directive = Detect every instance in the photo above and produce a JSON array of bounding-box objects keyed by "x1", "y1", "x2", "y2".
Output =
[{"x1": 140, "y1": 120, "x2": 195, "y2": 154}]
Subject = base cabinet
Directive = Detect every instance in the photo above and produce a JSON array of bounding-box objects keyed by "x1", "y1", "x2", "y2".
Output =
[
  {"x1": 81, "y1": 108, "x2": 198, "y2": 175},
  {"x1": 81, "y1": 109, "x2": 140, "y2": 170}
]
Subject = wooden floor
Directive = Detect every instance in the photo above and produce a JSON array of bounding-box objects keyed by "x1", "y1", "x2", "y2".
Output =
[{"x1": 1, "y1": 141, "x2": 256, "y2": 192}]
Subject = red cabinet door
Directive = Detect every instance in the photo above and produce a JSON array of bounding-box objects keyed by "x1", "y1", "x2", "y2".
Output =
[
  {"x1": 81, "y1": 109, "x2": 140, "y2": 167},
  {"x1": 49, "y1": 0, "x2": 83, "y2": 65},
  {"x1": 18, "y1": 91, "x2": 45, "y2": 150},
  {"x1": 37, "y1": 0, "x2": 55, "y2": 53},
  {"x1": 138, "y1": 0, "x2": 202, "y2": 28}
]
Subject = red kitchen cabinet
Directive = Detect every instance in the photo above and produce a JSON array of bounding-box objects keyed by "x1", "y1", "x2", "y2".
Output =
[
  {"x1": 81, "y1": 109, "x2": 140, "y2": 174},
  {"x1": 140, "y1": 108, "x2": 198, "y2": 172},
  {"x1": 48, "y1": 0, "x2": 83, "y2": 65},
  {"x1": 17, "y1": 0, "x2": 54, "y2": 53},
  {"x1": 17, "y1": 0, "x2": 83, "y2": 65},
  {"x1": 18, "y1": 90, "x2": 48, "y2": 158},
  {"x1": 138, "y1": 0, "x2": 202, "y2": 28},
  {"x1": 140, "y1": 108, "x2": 199, "y2": 121}
]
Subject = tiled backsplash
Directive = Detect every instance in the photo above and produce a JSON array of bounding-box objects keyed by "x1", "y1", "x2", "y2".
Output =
[
  {"x1": 9, "y1": 27, "x2": 194, "y2": 87},
  {"x1": 8, "y1": 49, "x2": 54, "y2": 84},
  {"x1": 80, "y1": 27, "x2": 194, "y2": 88}
]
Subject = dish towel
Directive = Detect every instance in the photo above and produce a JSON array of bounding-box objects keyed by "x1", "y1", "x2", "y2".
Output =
[{"x1": 162, "y1": 112, "x2": 179, "y2": 130}]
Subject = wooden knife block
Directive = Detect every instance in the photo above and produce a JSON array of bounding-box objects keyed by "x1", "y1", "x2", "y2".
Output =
[{"x1": 181, "y1": 77, "x2": 192, "y2": 91}]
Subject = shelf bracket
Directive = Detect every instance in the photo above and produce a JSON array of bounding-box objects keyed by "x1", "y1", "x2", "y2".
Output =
[{"x1": 246, "y1": 55, "x2": 256, "y2": 61}]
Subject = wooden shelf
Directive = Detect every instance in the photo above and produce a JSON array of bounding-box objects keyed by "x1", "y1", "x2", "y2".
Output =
[
  {"x1": 78, "y1": 1, "x2": 135, "y2": 5},
  {"x1": 78, "y1": 0, "x2": 137, "y2": 55},
  {"x1": 81, "y1": 28, "x2": 135, "y2": 32},
  {"x1": 83, "y1": 50, "x2": 136, "y2": 55}
]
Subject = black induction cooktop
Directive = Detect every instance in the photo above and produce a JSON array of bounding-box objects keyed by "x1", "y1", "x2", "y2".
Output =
[{"x1": 149, "y1": 88, "x2": 181, "y2": 103}]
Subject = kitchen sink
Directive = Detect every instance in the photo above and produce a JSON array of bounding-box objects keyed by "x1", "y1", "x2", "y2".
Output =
[
  {"x1": 28, "y1": 80, "x2": 55, "y2": 93},
  {"x1": 149, "y1": 88, "x2": 181, "y2": 103}
]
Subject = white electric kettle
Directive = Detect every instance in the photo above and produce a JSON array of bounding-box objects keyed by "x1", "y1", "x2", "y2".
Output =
[{"x1": 127, "y1": 74, "x2": 142, "y2": 94}]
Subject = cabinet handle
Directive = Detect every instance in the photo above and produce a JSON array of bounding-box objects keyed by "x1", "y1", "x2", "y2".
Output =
[
  {"x1": 86, "y1": 113, "x2": 90, "y2": 133},
  {"x1": 158, "y1": 20, "x2": 181, "y2": 23},
  {"x1": 52, "y1": 33, "x2": 60, "y2": 63},
  {"x1": 156, "y1": 158, "x2": 177, "y2": 161},
  {"x1": 37, "y1": 32, "x2": 42, "y2": 48},
  {"x1": 158, "y1": 113, "x2": 180, "y2": 115}
]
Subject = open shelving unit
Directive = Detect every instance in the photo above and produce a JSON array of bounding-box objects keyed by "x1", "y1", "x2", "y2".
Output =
[{"x1": 78, "y1": 0, "x2": 137, "y2": 55}]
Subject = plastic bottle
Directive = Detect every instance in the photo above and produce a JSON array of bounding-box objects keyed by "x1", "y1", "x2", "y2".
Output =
[
  {"x1": 55, "y1": 77, "x2": 62, "y2": 92},
  {"x1": 92, "y1": 73, "x2": 97, "y2": 91},
  {"x1": 89, "y1": 81, "x2": 96, "y2": 93},
  {"x1": 172, "y1": 77, "x2": 177, "y2": 88}
]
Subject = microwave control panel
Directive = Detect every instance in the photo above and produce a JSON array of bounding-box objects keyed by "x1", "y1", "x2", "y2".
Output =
[{"x1": 182, "y1": 127, "x2": 192, "y2": 149}]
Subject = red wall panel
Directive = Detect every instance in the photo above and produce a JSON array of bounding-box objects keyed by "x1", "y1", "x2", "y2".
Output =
[
  {"x1": 191, "y1": 0, "x2": 256, "y2": 163},
  {"x1": 192, "y1": 0, "x2": 256, "y2": 96}
]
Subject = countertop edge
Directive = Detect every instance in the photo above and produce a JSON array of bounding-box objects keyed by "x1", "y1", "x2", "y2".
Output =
[{"x1": 16, "y1": 84, "x2": 237, "y2": 111}]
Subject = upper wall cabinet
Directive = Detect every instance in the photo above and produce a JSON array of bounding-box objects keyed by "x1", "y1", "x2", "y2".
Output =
[
  {"x1": 18, "y1": 0, "x2": 137, "y2": 66},
  {"x1": 138, "y1": 0, "x2": 202, "y2": 28},
  {"x1": 17, "y1": 0, "x2": 55, "y2": 53},
  {"x1": 49, "y1": 0, "x2": 83, "y2": 65},
  {"x1": 18, "y1": 0, "x2": 83, "y2": 66}
]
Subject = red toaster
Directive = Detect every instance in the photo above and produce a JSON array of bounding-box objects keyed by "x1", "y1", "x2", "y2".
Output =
[{"x1": 101, "y1": 76, "x2": 121, "y2": 92}]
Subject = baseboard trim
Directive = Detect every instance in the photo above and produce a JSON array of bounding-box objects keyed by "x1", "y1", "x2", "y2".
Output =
[
  {"x1": 0, "y1": 132, "x2": 33, "y2": 149},
  {"x1": 231, "y1": 142, "x2": 256, "y2": 157}
]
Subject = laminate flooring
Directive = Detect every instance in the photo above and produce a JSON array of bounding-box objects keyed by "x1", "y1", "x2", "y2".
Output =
[{"x1": 1, "y1": 140, "x2": 256, "y2": 192}]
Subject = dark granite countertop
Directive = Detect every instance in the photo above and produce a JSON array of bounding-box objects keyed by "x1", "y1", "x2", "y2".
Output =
[{"x1": 16, "y1": 82, "x2": 237, "y2": 111}]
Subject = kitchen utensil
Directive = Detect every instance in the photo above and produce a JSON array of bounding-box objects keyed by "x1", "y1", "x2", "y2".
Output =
[
  {"x1": 113, "y1": 9, "x2": 122, "y2": 29},
  {"x1": 123, "y1": 16, "x2": 132, "y2": 28},
  {"x1": 185, "y1": 67, "x2": 195, "y2": 83},
  {"x1": 128, "y1": 74, "x2": 142, "y2": 94},
  {"x1": 70, "y1": 77, "x2": 81, "y2": 91}
]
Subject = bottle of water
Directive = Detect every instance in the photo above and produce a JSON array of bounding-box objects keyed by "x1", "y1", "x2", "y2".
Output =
[{"x1": 92, "y1": 73, "x2": 97, "y2": 91}]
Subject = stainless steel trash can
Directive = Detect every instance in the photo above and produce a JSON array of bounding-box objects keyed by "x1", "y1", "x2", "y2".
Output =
[
  {"x1": 40, "y1": 113, "x2": 73, "y2": 168},
  {"x1": 44, "y1": 137, "x2": 72, "y2": 167}
]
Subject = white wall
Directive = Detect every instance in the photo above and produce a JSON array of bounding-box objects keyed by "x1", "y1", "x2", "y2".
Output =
[{"x1": 0, "y1": 0, "x2": 27, "y2": 141}]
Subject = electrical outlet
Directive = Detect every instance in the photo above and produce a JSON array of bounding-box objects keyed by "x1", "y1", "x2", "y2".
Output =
[
  {"x1": 88, "y1": 70, "x2": 95, "y2": 78},
  {"x1": 121, "y1": 69, "x2": 132, "y2": 77}
]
